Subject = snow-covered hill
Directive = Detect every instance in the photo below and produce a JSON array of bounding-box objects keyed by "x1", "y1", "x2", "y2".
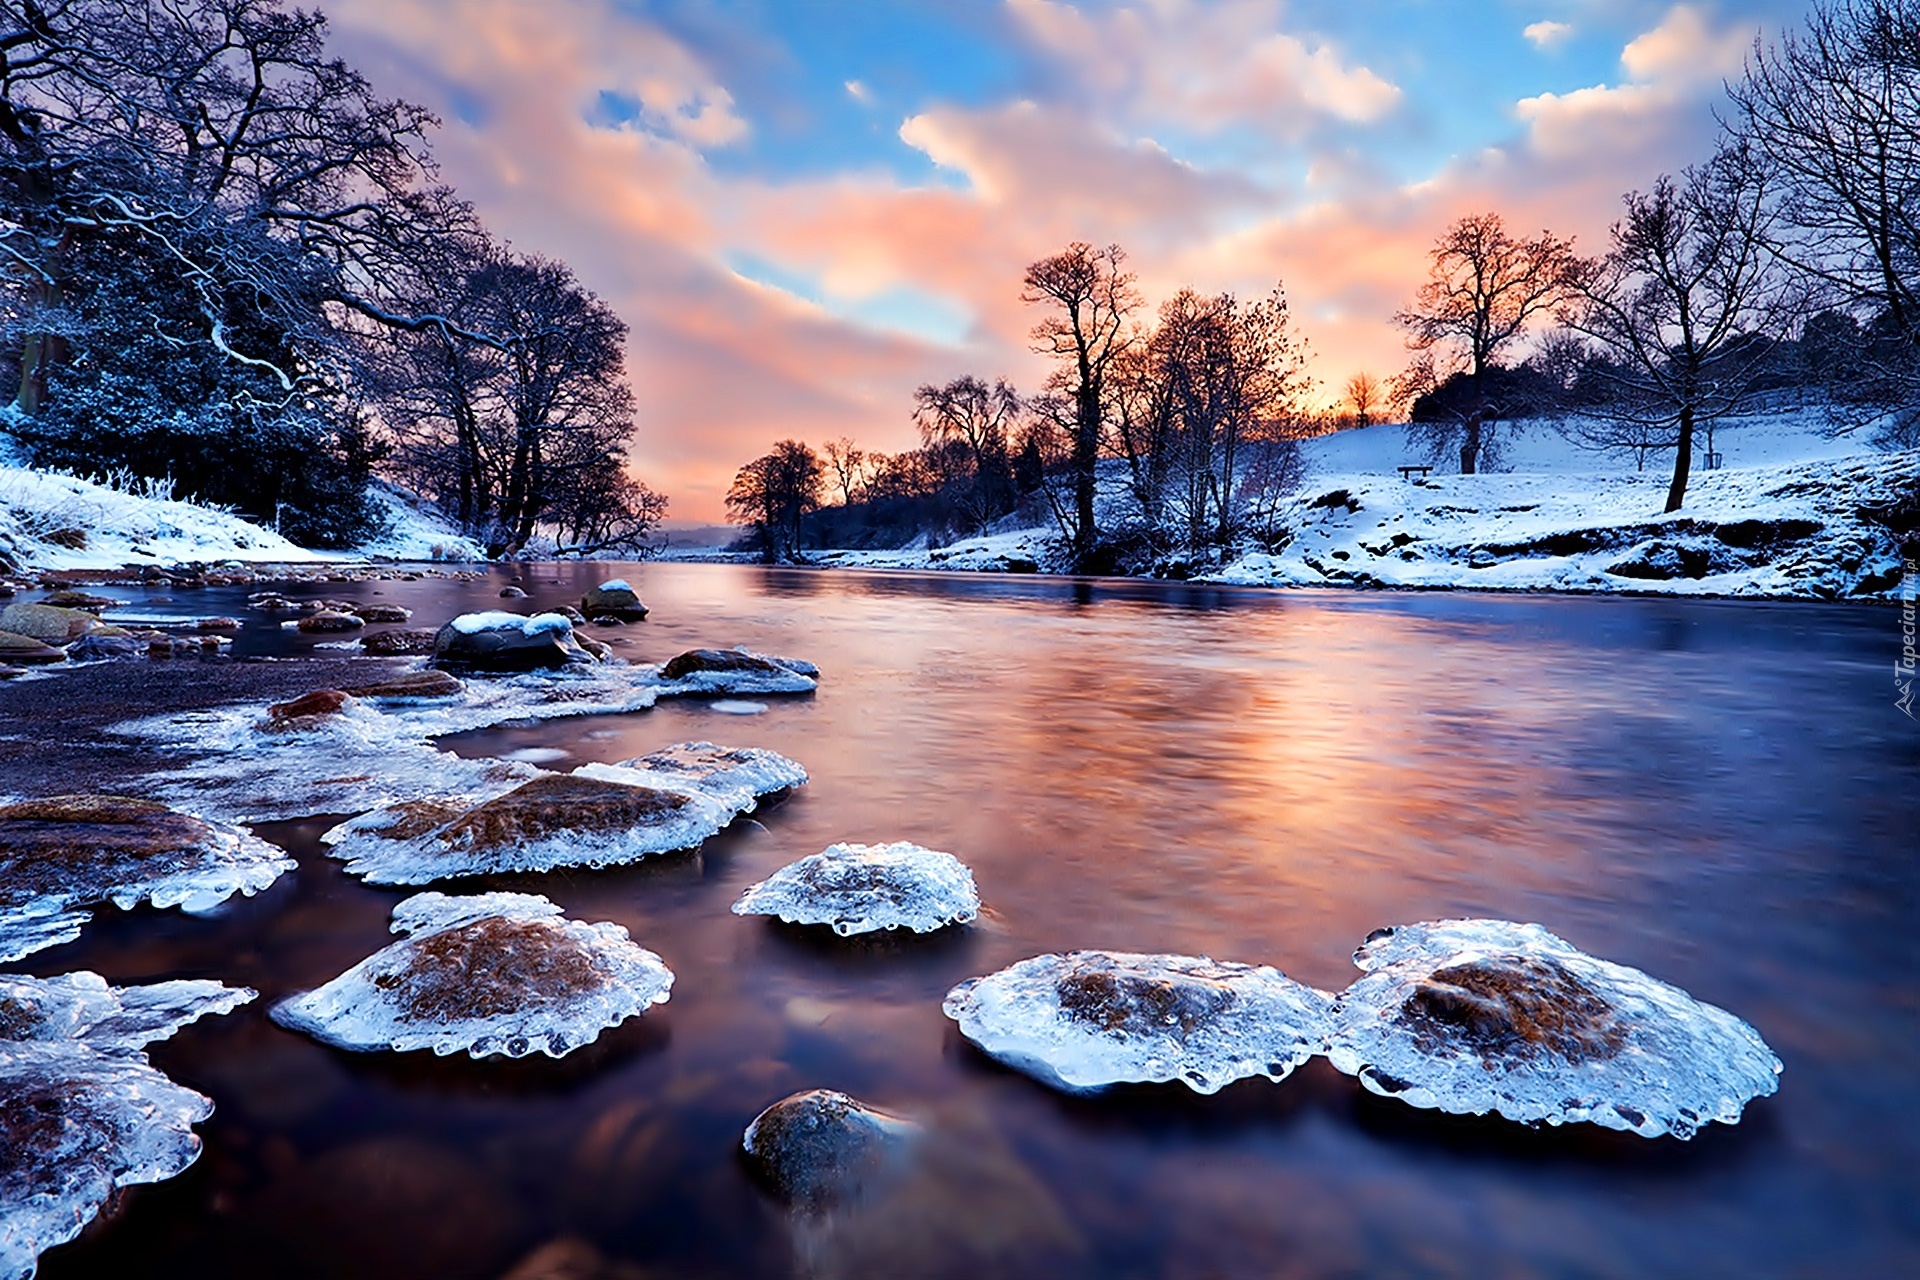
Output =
[
  {"x1": 0, "y1": 467, "x2": 481, "y2": 573},
  {"x1": 815, "y1": 412, "x2": 1917, "y2": 601}
]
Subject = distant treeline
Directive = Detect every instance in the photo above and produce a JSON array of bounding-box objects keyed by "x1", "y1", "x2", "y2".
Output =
[{"x1": 728, "y1": 0, "x2": 1920, "y2": 567}]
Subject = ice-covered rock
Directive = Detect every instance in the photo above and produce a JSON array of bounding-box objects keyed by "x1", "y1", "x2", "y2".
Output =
[
  {"x1": 942, "y1": 951, "x2": 1333, "y2": 1095},
  {"x1": 1, "y1": 972, "x2": 254, "y2": 1280},
  {"x1": 653, "y1": 648, "x2": 818, "y2": 695},
  {"x1": 322, "y1": 772, "x2": 737, "y2": 884},
  {"x1": 580, "y1": 580, "x2": 648, "y2": 622},
  {"x1": 611, "y1": 742, "x2": 808, "y2": 810},
  {"x1": 733, "y1": 842, "x2": 977, "y2": 936},
  {"x1": 0, "y1": 795, "x2": 295, "y2": 963},
  {"x1": 1323, "y1": 919, "x2": 1783, "y2": 1138},
  {"x1": 742, "y1": 1089, "x2": 918, "y2": 1209},
  {"x1": 113, "y1": 665, "x2": 664, "y2": 823},
  {"x1": 434, "y1": 611, "x2": 594, "y2": 671},
  {"x1": 270, "y1": 892, "x2": 672, "y2": 1059}
]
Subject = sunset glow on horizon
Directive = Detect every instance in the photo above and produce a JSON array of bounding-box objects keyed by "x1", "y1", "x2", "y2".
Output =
[{"x1": 320, "y1": 0, "x2": 1810, "y2": 522}]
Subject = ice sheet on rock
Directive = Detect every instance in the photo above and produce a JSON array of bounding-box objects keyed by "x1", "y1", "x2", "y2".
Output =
[
  {"x1": 1, "y1": 973, "x2": 254, "y2": 1280},
  {"x1": 1323, "y1": 919, "x2": 1783, "y2": 1139},
  {"x1": 0, "y1": 796, "x2": 296, "y2": 963},
  {"x1": 609, "y1": 742, "x2": 808, "y2": 809},
  {"x1": 734, "y1": 842, "x2": 978, "y2": 936},
  {"x1": 649, "y1": 648, "x2": 819, "y2": 696},
  {"x1": 320, "y1": 771, "x2": 738, "y2": 884},
  {"x1": 111, "y1": 665, "x2": 663, "y2": 823},
  {"x1": 942, "y1": 951, "x2": 1333, "y2": 1095},
  {"x1": 269, "y1": 891, "x2": 672, "y2": 1059}
]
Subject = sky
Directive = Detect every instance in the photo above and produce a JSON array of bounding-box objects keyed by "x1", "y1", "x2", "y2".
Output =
[{"x1": 321, "y1": 0, "x2": 1816, "y2": 523}]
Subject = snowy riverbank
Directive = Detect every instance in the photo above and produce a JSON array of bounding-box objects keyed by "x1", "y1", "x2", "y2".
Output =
[{"x1": 807, "y1": 413, "x2": 1917, "y2": 601}]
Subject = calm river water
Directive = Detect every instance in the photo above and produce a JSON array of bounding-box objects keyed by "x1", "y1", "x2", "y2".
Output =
[{"x1": 23, "y1": 562, "x2": 1920, "y2": 1279}]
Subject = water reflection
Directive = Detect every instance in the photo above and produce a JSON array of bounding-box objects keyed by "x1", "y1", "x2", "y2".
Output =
[{"x1": 18, "y1": 563, "x2": 1918, "y2": 1278}]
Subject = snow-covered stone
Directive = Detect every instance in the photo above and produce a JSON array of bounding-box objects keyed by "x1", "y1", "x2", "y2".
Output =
[
  {"x1": 610, "y1": 742, "x2": 807, "y2": 810},
  {"x1": 1, "y1": 973, "x2": 254, "y2": 1280},
  {"x1": 1323, "y1": 919, "x2": 1783, "y2": 1139},
  {"x1": 435, "y1": 611, "x2": 592, "y2": 670},
  {"x1": 0, "y1": 795, "x2": 295, "y2": 963},
  {"x1": 270, "y1": 892, "x2": 672, "y2": 1059},
  {"x1": 580, "y1": 580, "x2": 647, "y2": 622},
  {"x1": 733, "y1": 842, "x2": 977, "y2": 936},
  {"x1": 942, "y1": 951, "x2": 1333, "y2": 1095},
  {"x1": 322, "y1": 771, "x2": 737, "y2": 885},
  {"x1": 653, "y1": 648, "x2": 819, "y2": 695},
  {"x1": 742, "y1": 1089, "x2": 918, "y2": 1208}
]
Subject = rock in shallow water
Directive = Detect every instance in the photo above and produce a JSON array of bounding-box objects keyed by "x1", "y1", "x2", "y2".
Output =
[
  {"x1": 1323, "y1": 919, "x2": 1783, "y2": 1139},
  {"x1": 580, "y1": 579, "x2": 648, "y2": 622},
  {"x1": 943, "y1": 951, "x2": 1333, "y2": 1095},
  {"x1": 0, "y1": 795, "x2": 295, "y2": 963},
  {"x1": 322, "y1": 771, "x2": 738, "y2": 884},
  {"x1": 433, "y1": 611, "x2": 594, "y2": 671},
  {"x1": 270, "y1": 891, "x2": 672, "y2": 1059},
  {"x1": 1, "y1": 973, "x2": 254, "y2": 1280},
  {"x1": 733, "y1": 842, "x2": 977, "y2": 936},
  {"x1": 742, "y1": 1089, "x2": 918, "y2": 1209},
  {"x1": 612, "y1": 741, "x2": 808, "y2": 810},
  {"x1": 655, "y1": 648, "x2": 818, "y2": 694}
]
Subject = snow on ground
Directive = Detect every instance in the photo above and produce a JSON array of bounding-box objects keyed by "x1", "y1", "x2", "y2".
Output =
[
  {"x1": 0, "y1": 465, "x2": 482, "y2": 572},
  {"x1": 813, "y1": 411, "x2": 1916, "y2": 600}
]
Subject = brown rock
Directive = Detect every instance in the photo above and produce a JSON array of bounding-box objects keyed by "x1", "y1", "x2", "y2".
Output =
[
  {"x1": 339, "y1": 670, "x2": 464, "y2": 700},
  {"x1": 297, "y1": 610, "x2": 365, "y2": 633},
  {"x1": 196, "y1": 617, "x2": 243, "y2": 632},
  {"x1": 660, "y1": 648, "x2": 786, "y2": 680},
  {"x1": 360, "y1": 628, "x2": 439, "y2": 656},
  {"x1": 0, "y1": 631, "x2": 66, "y2": 664},
  {"x1": 742, "y1": 1089, "x2": 917, "y2": 1209},
  {"x1": 351, "y1": 603, "x2": 412, "y2": 623},
  {"x1": 579, "y1": 581, "x2": 647, "y2": 622},
  {"x1": 0, "y1": 795, "x2": 216, "y2": 899},
  {"x1": 441, "y1": 775, "x2": 692, "y2": 850},
  {"x1": 268, "y1": 689, "x2": 353, "y2": 722},
  {"x1": 40, "y1": 590, "x2": 117, "y2": 611}
]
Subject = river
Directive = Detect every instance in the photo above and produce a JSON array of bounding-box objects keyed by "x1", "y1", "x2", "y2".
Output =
[{"x1": 23, "y1": 562, "x2": 1920, "y2": 1278}]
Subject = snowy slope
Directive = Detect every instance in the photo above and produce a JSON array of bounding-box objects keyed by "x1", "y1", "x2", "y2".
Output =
[
  {"x1": 812, "y1": 412, "x2": 1916, "y2": 601},
  {"x1": 0, "y1": 467, "x2": 482, "y2": 573}
]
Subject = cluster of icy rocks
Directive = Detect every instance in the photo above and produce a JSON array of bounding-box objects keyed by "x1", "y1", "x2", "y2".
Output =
[{"x1": 937, "y1": 919, "x2": 1782, "y2": 1141}]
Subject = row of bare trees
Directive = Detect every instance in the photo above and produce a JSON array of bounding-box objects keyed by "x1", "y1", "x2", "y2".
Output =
[
  {"x1": 1395, "y1": 0, "x2": 1920, "y2": 513},
  {"x1": 0, "y1": 0, "x2": 663, "y2": 551}
]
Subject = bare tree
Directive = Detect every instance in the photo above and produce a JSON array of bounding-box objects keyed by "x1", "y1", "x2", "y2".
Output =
[
  {"x1": 911, "y1": 374, "x2": 1020, "y2": 531},
  {"x1": 1396, "y1": 213, "x2": 1586, "y2": 473},
  {"x1": 1725, "y1": 0, "x2": 1920, "y2": 442},
  {"x1": 1569, "y1": 149, "x2": 1803, "y2": 511},
  {"x1": 1343, "y1": 372, "x2": 1382, "y2": 427},
  {"x1": 822, "y1": 436, "x2": 867, "y2": 507},
  {"x1": 1021, "y1": 241, "x2": 1140, "y2": 563},
  {"x1": 726, "y1": 439, "x2": 824, "y2": 562}
]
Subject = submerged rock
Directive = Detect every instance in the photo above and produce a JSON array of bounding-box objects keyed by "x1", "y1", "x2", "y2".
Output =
[
  {"x1": 322, "y1": 772, "x2": 737, "y2": 884},
  {"x1": 656, "y1": 648, "x2": 818, "y2": 694},
  {"x1": 943, "y1": 951, "x2": 1333, "y2": 1095},
  {"x1": 434, "y1": 611, "x2": 593, "y2": 671},
  {"x1": 612, "y1": 741, "x2": 807, "y2": 809},
  {"x1": 37, "y1": 591, "x2": 115, "y2": 612},
  {"x1": 733, "y1": 842, "x2": 977, "y2": 936},
  {"x1": 338, "y1": 670, "x2": 464, "y2": 701},
  {"x1": 0, "y1": 795, "x2": 295, "y2": 963},
  {"x1": 270, "y1": 892, "x2": 672, "y2": 1059},
  {"x1": 581, "y1": 580, "x2": 648, "y2": 623},
  {"x1": 265, "y1": 689, "x2": 353, "y2": 727},
  {"x1": 1323, "y1": 919, "x2": 1783, "y2": 1138},
  {"x1": 297, "y1": 610, "x2": 364, "y2": 633},
  {"x1": 1, "y1": 973, "x2": 254, "y2": 1280},
  {"x1": 360, "y1": 627, "x2": 439, "y2": 656},
  {"x1": 349, "y1": 603, "x2": 412, "y2": 623},
  {"x1": 742, "y1": 1089, "x2": 918, "y2": 1209}
]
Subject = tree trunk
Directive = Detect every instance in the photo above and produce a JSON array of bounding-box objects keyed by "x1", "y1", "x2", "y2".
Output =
[
  {"x1": 1073, "y1": 383, "x2": 1099, "y2": 563},
  {"x1": 1665, "y1": 405, "x2": 1694, "y2": 513},
  {"x1": 1460, "y1": 410, "x2": 1482, "y2": 475}
]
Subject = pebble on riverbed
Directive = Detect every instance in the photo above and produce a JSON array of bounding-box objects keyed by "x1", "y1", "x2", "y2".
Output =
[
  {"x1": 1323, "y1": 919, "x2": 1783, "y2": 1139},
  {"x1": 943, "y1": 951, "x2": 1334, "y2": 1095},
  {"x1": 0, "y1": 794, "x2": 295, "y2": 962},
  {"x1": 270, "y1": 891, "x2": 673, "y2": 1059},
  {"x1": 732, "y1": 842, "x2": 978, "y2": 936},
  {"x1": 321, "y1": 771, "x2": 739, "y2": 884},
  {"x1": 1, "y1": 972, "x2": 255, "y2": 1280}
]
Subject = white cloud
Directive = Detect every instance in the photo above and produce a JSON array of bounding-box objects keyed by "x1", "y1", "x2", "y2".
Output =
[
  {"x1": 1523, "y1": 20, "x2": 1575, "y2": 50},
  {"x1": 1006, "y1": 0, "x2": 1401, "y2": 136},
  {"x1": 845, "y1": 79, "x2": 873, "y2": 105}
]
